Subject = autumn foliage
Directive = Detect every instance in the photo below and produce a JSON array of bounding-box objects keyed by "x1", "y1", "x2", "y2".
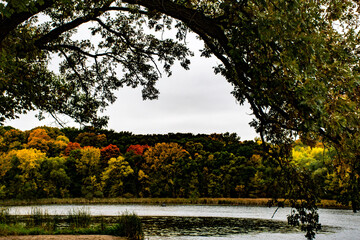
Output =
[
  {"x1": 126, "y1": 145, "x2": 149, "y2": 156},
  {"x1": 0, "y1": 126, "x2": 343, "y2": 204},
  {"x1": 101, "y1": 144, "x2": 121, "y2": 162},
  {"x1": 64, "y1": 142, "x2": 82, "y2": 156}
]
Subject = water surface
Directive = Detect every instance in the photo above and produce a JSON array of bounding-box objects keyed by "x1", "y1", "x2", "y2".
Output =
[{"x1": 7, "y1": 204, "x2": 360, "y2": 240}]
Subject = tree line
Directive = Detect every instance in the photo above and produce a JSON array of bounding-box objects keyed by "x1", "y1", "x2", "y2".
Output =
[{"x1": 0, "y1": 126, "x2": 344, "y2": 202}]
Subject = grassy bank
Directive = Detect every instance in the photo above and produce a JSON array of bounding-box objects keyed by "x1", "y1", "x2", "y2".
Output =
[
  {"x1": 0, "y1": 208, "x2": 143, "y2": 240},
  {"x1": 0, "y1": 198, "x2": 350, "y2": 209}
]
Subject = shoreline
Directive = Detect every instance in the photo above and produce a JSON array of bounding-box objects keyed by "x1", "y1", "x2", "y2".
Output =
[
  {"x1": 0, "y1": 197, "x2": 350, "y2": 210},
  {"x1": 0, "y1": 235, "x2": 127, "y2": 240}
]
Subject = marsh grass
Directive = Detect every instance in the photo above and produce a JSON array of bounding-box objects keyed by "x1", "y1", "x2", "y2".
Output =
[
  {"x1": 66, "y1": 207, "x2": 91, "y2": 228},
  {"x1": 27, "y1": 208, "x2": 49, "y2": 227},
  {"x1": 0, "y1": 223, "x2": 48, "y2": 236},
  {"x1": 0, "y1": 208, "x2": 143, "y2": 239},
  {"x1": 0, "y1": 208, "x2": 9, "y2": 224}
]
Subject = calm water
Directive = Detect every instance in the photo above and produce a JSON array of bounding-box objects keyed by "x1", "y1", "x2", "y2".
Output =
[{"x1": 7, "y1": 204, "x2": 360, "y2": 240}]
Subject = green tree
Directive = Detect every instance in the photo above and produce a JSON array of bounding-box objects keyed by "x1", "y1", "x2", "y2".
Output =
[
  {"x1": 0, "y1": 0, "x2": 192, "y2": 127},
  {"x1": 2, "y1": 129, "x2": 26, "y2": 151},
  {"x1": 65, "y1": 149, "x2": 83, "y2": 197},
  {"x1": 38, "y1": 156, "x2": 71, "y2": 198},
  {"x1": 2, "y1": 0, "x2": 358, "y2": 150},
  {"x1": 75, "y1": 132, "x2": 107, "y2": 148}
]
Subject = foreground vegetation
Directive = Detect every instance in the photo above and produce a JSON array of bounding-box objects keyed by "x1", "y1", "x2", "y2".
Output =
[{"x1": 0, "y1": 207, "x2": 143, "y2": 240}]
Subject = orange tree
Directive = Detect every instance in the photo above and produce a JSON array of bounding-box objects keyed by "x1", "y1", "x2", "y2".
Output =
[{"x1": 126, "y1": 145, "x2": 149, "y2": 156}]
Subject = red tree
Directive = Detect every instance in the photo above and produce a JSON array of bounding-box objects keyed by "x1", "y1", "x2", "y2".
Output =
[
  {"x1": 126, "y1": 144, "x2": 149, "y2": 156},
  {"x1": 100, "y1": 144, "x2": 121, "y2": 167},
  {"x1": 64, "y1": 142, "x2": 82, "y2": 156}
]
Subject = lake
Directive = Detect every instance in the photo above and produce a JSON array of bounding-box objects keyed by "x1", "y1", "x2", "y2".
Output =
[{"x1": 7, "y1": 204, "x2": 360, "y2": 240}]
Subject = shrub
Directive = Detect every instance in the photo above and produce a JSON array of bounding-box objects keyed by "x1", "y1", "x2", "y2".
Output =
[{"x1": 107, "y1": 212, "x2": 143, "y2": 240}]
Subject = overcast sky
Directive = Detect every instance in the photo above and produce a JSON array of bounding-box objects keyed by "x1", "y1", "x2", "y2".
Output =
[{"x1": 5, "y1": 28, "x2": 258, "y2": 141}]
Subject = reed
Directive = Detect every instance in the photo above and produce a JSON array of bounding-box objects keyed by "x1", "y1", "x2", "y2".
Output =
[
  {"x1": 66, "y1": 207, "x2": 91, "y2": 228},
  {"x1": 317, "y1": 199, "x2": 348, "y2": 209},
  {"x1": 0, "y1": 210, "x2": 144, "y2": 239},
  {"x1": 0, "y1": 208, "x2": 9, "y2": 224},
  {"x1": 27, "y1": 208, "x2": 48, "y2": 227}
]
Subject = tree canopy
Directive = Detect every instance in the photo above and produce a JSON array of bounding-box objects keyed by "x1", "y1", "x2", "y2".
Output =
[
  {"x1": 1, "y1": 0, "x2": 358, "y2": 140},
  {"x1": 1, "y1": 0, "x2": 359, "y2": 141}
]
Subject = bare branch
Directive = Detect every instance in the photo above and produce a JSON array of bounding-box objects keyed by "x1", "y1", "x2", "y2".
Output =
[{"x1": 59, "y1": 49, "x2": 90, "y2": 98}]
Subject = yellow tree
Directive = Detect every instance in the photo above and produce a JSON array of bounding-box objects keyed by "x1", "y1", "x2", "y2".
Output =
[
  {"x1": 0, "y1": 152, "x2": 12, "y2": 178},
  {"x1": 26, "y1": 128, "x2": 69, "y2": 156},
  {"x1": 0, "y1": 148, "x2": 45, "y2": 199},
  {"x1": 76, "y1": 146, "x2": 103, "y2": 198},
  {"x1": 101, "y1": 156, "x2": 134, "y2": 197},
  {"x1": 52, "y1": 135, "x2": 70, "y2": 156},
  {"x1": 143, "y1": 142, "x2": 190, "y2": 197}
]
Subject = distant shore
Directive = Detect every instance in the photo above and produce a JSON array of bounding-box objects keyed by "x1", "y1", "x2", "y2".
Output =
[{"x1": 0, "y1": 198, "x2": 350, "y2": 209}]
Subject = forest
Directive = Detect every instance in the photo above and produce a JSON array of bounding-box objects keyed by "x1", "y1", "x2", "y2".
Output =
[{"x1": 0, "y1": 126, "x2": 342, "y2": 203}]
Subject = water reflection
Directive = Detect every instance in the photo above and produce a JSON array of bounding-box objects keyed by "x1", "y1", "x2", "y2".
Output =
[{"x1": 142, "y1": 216, "x2": 300, "y2": 237}]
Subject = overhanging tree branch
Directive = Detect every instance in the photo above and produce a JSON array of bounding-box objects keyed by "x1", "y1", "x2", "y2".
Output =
[
  {"x1": 35, "y1": 1, "x2": 115, "y2": 48},
  {"x1": 0, "y1": 0, "x2": 56, "y2": 43},
  {"x1": 121, "y1": 0, "x2": 229, "y2": 48}
]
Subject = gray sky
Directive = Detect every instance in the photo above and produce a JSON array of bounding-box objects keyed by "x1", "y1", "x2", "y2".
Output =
[{"x1": 5, "y1": 28, "x2": 258, "y2": 141}]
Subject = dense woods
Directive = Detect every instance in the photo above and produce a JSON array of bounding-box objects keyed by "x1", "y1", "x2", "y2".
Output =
[{"x1": 0, "y1": 126, "x2": 341, "y2": 203}]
